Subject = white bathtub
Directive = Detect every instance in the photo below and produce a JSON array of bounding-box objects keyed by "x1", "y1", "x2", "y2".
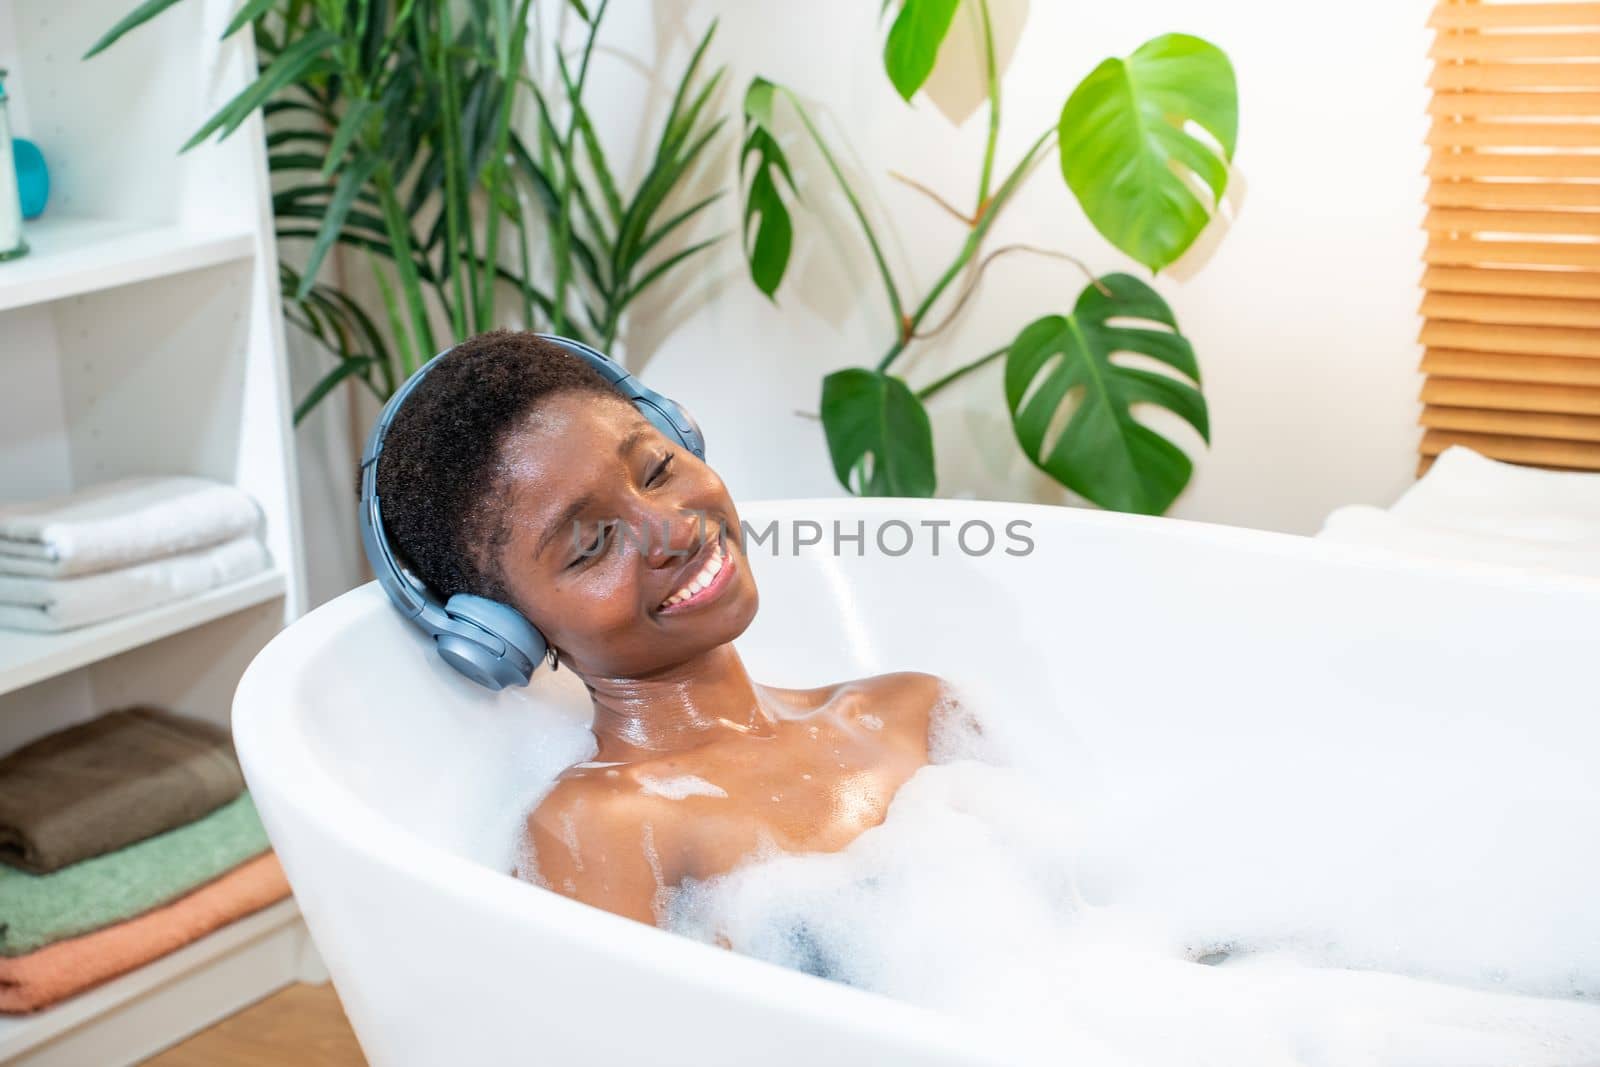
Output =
[{"x1": 232, "y1": 499, "x2": 1600, "y2": 1066}]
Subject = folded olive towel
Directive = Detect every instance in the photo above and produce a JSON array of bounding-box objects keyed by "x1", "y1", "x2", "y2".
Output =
[
  {"x1": 0, "y1": 706, "x2": 244, "y2": 874},
  {"x1": 0, "y1": 792, "x2": 268, "y2": 957},
  {"x1": 0, "y1": 852, "x2": 290, "y2": 1014}
]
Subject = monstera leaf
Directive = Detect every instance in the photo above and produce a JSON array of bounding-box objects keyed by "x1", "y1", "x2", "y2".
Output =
[
  {"x1": 740, "y1": 78, "x2": 799, "y2": 299},
  {"x1": 881, "y1": 0, "x2": 961, "y2": 102},
  {"x1": 821, "y1": 368, "x2": 937, "y2": 497},
  {"x1": 1058, "y1": 34, "x2": 1237, "y2": 272},
  {"x1": 1005, "y1": 273, "x2": 1208, "y2": 514}
]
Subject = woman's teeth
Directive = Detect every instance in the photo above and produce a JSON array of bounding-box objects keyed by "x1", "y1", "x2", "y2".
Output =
[{"x1": 660, "y1": 540, "x2": 727, "y2": 609}]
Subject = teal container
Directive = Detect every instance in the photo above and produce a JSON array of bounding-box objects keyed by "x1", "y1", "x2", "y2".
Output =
[{"x1": 14, "y1": 138, "x2": 46, "y2": 220}]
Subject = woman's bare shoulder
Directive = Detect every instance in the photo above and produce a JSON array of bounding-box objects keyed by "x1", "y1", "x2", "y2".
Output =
[
  {"x1": 770, "y1": 670, "x2": 950, "y2": 709},
  {"x1": 518, "y1": 770, "x2": 697, "y2": 924},
  {"x1": 867, "y1": 670, "x2": 950, "y2": 698},
  {"x1": 530, "y1": 760, "x2": 686, "y2": 825},
  {"x1": 763, "y1": 672, "x2": 951, "y2": 748},
  {"x1": 841, "y1": 670, "x2": 951, "y2": 712},
  {"x1": 525, "y1": 769, "x2": 662, "y2": 855},
  {"x1": 520, "y1": 766, "x2": 696, "y2": 886},
  {"x1": 528, "y1": 747, "x2": 741, "y2": 833}
]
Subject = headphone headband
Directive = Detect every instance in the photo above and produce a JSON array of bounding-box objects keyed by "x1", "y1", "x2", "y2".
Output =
[{"x1": 358, "y1": 334, "x2": 705, "y2": 690}]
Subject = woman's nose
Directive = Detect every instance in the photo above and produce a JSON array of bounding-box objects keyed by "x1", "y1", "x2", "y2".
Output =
[{"x1": 638, "y1": 509, "x2": 709, "y2": 570}]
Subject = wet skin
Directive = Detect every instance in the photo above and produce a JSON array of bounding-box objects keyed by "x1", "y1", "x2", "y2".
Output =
[{"x1": 495, "y1": 391, "x2": 946, "y2": 926}]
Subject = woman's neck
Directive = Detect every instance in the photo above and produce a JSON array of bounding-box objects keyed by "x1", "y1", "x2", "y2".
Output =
[{"x1": 581, "y1": 643, "x2": 777, "y2": 760}]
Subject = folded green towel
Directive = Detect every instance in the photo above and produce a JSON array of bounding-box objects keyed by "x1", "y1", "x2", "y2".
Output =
[{"x1": 0, "y1": 792, "x2": 269, "y2": 957}]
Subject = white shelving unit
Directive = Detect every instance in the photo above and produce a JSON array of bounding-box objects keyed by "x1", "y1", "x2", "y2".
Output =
[
  {"x1": 0, "y1": 0, "x2": 319, "y2": 1063},
  {"x1": 0, "y1": 571, "x2": 287, "y2": 696},
  {"x1": 0, "y1": 217, "x2": 256, "y2": 313}
]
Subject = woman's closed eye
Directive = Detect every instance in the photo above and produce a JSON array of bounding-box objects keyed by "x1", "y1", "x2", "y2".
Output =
[
  {"x1": 567, "y1": 521, "x2": 610, "y2": 569},
  {"x1": 647, "y1": 451, "x2": 675, "y2": 488}
]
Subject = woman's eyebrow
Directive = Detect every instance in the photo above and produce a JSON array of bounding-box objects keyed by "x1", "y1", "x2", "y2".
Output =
[
  {"x1": 618, "y1": 426, "x2": 649, "y2": 455},
  {"x1": 532, "y1": 427, "x2": 653, "y2": 561}
]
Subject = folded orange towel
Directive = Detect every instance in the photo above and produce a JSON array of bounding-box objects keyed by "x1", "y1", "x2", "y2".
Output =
[{"x1": 0, "y1": 852, "x2": 290, "y2": 1014}]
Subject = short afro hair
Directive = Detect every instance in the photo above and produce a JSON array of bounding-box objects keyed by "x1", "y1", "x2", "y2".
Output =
[{"x1": 369, "y1": 330, "x2": 623, "y2": 604}]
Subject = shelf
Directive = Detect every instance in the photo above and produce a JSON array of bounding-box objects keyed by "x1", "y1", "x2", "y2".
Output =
[
  {"x1": 0, "y1": 570, "x2": 287, "y2": 698},
  {"x1": 0, "y1": 217, "x2": 256, "y2": 313},
  {"x1": 0, "y1": 898, "x2": 310, "y2": 1066}
]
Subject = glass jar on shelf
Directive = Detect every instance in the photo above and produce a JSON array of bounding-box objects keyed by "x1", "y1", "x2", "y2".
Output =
[{"x1": 0, "y1": 68, "x2": 28, "y2": 262}]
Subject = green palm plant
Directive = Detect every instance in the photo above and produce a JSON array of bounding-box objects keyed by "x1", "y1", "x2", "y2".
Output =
[
  {"x1": 740, "y1": 1, "x2": 1239, "y2": 514},
  {"x1": 87, "y1": 0, "x2": 726, "y2": 423}
]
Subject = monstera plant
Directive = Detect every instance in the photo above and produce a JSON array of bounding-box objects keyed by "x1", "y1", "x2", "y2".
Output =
[{"x1": 740, "y1": 2, "x2": 1238, "y2": 513}]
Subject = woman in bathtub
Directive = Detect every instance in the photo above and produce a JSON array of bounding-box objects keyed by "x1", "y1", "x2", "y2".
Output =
[{"x1": 372, "y1": 331, "x2": 949, "y2": 927}]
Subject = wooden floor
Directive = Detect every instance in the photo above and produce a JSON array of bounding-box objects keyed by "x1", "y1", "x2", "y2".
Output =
[{"x1": 142, "y1": 982, "x2": 366, "y2": 1066}]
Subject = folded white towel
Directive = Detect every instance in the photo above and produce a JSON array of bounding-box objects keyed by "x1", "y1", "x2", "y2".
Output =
[
  {"x1": 1391, "y1": 446, "x2": 1600, "y2": 540},
  {"x1": 0, "y1": 476, "x2": 262, "y2": 578},
  {"x1": 1316, "y1": 447, "x2": 1600, "y2": 581},
  {"x1": 1318, "y1": 505, "x2": 1600, "y2": 581},
  {"x1": 0, "y1": 535, "x2": 271, "y2": 633}
]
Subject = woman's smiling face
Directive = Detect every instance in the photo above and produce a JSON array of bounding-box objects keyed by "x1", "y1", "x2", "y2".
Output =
[{"x1": 492, "y1": 390, "x2": 759, "y2": 678}]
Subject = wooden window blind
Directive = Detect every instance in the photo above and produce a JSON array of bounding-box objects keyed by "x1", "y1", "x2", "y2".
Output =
[{"x1": 1421, "y1": 0, "x2": 1600, "y2": 473}]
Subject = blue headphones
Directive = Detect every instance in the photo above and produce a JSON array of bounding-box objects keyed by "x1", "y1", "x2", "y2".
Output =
[{"x1": 358, "y1": 334, "x2": 706, "y2": 691}]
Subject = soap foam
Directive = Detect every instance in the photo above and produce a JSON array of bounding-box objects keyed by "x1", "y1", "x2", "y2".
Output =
[
  {"x1": 637, "y1": 773, "x2": 729, "y2": 800},
  {"x1": 661, "y1": 710, "x2": 1600, "y2": 1066}
]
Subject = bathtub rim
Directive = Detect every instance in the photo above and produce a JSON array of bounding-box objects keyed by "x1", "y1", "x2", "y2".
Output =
[{"x1": 727, "y1": 496, "x2": 1600, "y2": 603}]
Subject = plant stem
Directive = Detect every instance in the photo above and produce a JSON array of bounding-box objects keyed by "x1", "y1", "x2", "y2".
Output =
[
  {"x1": 889, "y1": 170, "x2": 971, "y2": 226},
  {"x1": 875, "y1": 126, "x2": 1053, "y2": 372},
  {"x1": 778, "y1": 86, "x2": 906, "y2": 340},
  {"x1": 366, "y1": 250, "x2": 417, "y2": 379},
  {"x1": 550, "y1": 0, "x2": 609, "y2": 335},
  {"x1": 975, "y1": 0, "x2": 1000, "y2": 213},
  {"x1": 478, "y1": 0, "x2": 538, "y2": 329},
  {"x1": 374, "y1": 168, "x2": 438, "y2": 360},
  {"x1": 516, "y1": 193, "x2": 537, "y2": 328},
  {"x1": 428, "y1": 7, "x2": 469, "y2": 339},
  {"x1": 913, "y1": 242, "x2": 1105, "y2": 340},
  {"x1": 916, "y1": 344, "x2": 1008, "y2": 400}
]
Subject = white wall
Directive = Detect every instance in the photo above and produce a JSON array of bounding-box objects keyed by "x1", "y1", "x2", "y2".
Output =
[{"x1": 290, "y1": 0, "x2": 1433, "y2": 603}]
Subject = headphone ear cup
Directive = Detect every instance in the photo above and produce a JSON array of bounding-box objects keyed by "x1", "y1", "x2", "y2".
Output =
[{"x1": 442, "y1": 594, "x2": 549, "y2": 688}]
